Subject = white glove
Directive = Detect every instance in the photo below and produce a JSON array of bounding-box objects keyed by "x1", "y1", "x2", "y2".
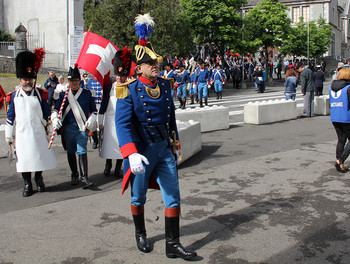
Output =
[
  {"x1": 98, "y1": 114, "x2": 104, "y2": 130},
  {"x1": 192, "y1": 84, "x2": 196, "y2": 89},
  {"x1": 85, "y1": 113, "x2": 97, "y2": 132},
  {"x1": 175, "y1": 150, "x2": 180, "y2": 165},
  {"x1": 51, "y1": 111, "x2": 62, "y2": 130},
  {"x1": 5, "y1": 124, "x2": 14, "y2": 145},
  {"x1": 128, "y1": 153, "x2": 149, "y2": 174}
]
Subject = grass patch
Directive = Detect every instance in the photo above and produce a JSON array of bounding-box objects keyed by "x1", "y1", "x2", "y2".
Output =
[{"x1": 0, "y1": 74, "x2": 48, "y2": 93}]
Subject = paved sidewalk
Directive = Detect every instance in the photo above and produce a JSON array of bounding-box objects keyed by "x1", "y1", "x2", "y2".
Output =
[{"x1": 1, "y1": 133, "x2": 350, "y2": 263}]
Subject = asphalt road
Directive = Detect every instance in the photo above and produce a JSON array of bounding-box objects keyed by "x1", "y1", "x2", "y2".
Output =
[{"x1": 2, "y1": 78, "x2": 350, "y2": 263}]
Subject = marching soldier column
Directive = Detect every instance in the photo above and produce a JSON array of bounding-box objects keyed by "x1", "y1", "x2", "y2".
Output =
[{"x1": 114, "y1": 13, "x2": 197, "y2": 260}]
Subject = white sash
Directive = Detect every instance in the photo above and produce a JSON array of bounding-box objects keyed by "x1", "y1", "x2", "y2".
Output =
[
  {"x1": 214, "y1": 70, "x2": 223, "y2": 81},
  {"x1": 63, "y1": 88, "x2": 86, "y2": 131}
]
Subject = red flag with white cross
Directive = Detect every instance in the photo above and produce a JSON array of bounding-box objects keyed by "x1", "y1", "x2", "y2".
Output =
[{"x1": 76, "y1": 32, "x2": 134, "y2": 87}]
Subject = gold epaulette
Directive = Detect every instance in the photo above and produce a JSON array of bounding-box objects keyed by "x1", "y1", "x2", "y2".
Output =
[
  {"x1": 163, "y1": 77, "x2": 175, "y2": 90},
  {"x1": 115, "y1": 79, "x2": 136, "y2": 99}
]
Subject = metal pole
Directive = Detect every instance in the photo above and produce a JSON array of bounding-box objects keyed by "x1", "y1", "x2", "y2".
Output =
[{"x1": 307, "y1": 19, "x2": 309, "y2": 65}]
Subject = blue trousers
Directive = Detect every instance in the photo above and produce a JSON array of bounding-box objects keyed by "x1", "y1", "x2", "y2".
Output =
[
  {"x1": 214, "y1": 80, "x2": 223, "y2": 92},
  {"x1": 177, "y1": 84, "x2": 187, "y2": 99},
  {"x1": 130, "y1": 140, "x2": 180, "y2": 208},
  {"x1": 198, "y1": 83, "x2": 208, "y2": 99},
  {"x1": 48, "y1": 87, "x2": 55, "y2": 106},
  {"x1": 189, "y1": 83, "x2": 197, "y2": 96},
  {"x1": 171, "y1": 89, "x2": 175, "y2": 99},
  {"x1": 63, "y1": 123, "x2": 88, "y2": 155}
]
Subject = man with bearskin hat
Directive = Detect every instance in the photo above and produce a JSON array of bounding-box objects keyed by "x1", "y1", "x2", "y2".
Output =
[
  {"x1": 114, "y1": 13, "x2": 197, "y2": 260},
  {"x1": 51, "y1": 65, "x2": 97, "y2": 188},
  {"x1": 5, "y1": 49, "x2": 57, "y2": 197},
  {"x1": 98, "y1": 46, "x2": 132, "y2": 178}
]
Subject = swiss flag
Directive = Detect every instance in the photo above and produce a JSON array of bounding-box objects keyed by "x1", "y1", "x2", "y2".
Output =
[{"x1": 76, "y1": 32, "x2": 134, "y2": 87}]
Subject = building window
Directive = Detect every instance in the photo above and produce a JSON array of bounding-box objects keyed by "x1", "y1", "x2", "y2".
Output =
[
  {"x1": 302, "y1": 6, "x2": 310, "y2": 22},
  {"x1": 292, "y1": 7, "x2": 300, "y2": 23}
]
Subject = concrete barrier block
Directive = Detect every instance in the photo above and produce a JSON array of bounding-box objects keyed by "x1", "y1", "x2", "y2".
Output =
[
  {"x1": 244, "y1": 99, "x2": 297, "y2": 125},
  {"x1": 176, "y1": 105, "x2": 229, "y2": 132},
  {"x1": 314, "y1": 95, "x2": 330, "y2": 116},
  {"x1": 177, "y1": 120, "x2": 201, "y2": 164}
]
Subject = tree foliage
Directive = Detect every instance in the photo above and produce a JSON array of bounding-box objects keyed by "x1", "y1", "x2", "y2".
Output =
[
  {"x1": 245, "y1": 0, "x2": 291, "y2": 61},
  {"x1": 83, "y1": 0, "x2": 194, "y2": 57},
  {"x1": 280, "y1": 17, "x2": 332, "y2": 59},
  {"x1": 0, "y1": 28, "x2": 15, "y2": 41},
  {"x1": 180, "y1": 0, "x2": 244, "y2": 54}
]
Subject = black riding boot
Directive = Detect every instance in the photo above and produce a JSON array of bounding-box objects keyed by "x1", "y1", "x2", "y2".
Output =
[
  {"x1": 92, "y1": 131, "x2": 98, "y2": 149},
  {"x1": 204, "y1": 98, "x2": 208, "y2": 106},
  {"x1": 114, "y1": 159, "x2": 123, "y2": 178},
  {"x1": 22, "y1": 172, "x2": 33, "y2": 197},
  {"x1": 34, "y1": 171, "x2": 45, "y2": 192},
  {"x1": 195, "y1": 95, "x2": 198, "y2": 103},
  {"x1": 181, "y1": 99, "x2": 186, "y2": 109},
  {"x1": 190, "y1": 96, "x2": 194, "y2": 104},
  {"x1": 67, "y1": 153, "x2": 79, "y2": 185},
  {"x1": 216, "y1": 92, "x2": 219, "y2": 99},
  {"x1": 78, "y1": 154, "x2": 92, "y2": 188},
  {"x1": 132, "y1": 205, "x2": 151, "y2": 253},
  {"x1": 199, "y1": 99, "x2": 203, "y2": 108},
  {"x1": 165, "y1": 207, "x2": 197, "y2": 260},
  {"x1": 219, "y1": 91, "x2": 222, "y2": 99},
  {"x1": 178, "y1": 98, "x2": 183, "y2": 108},
  {"x1": 104, "y1": 159, "x2": 112, "y2": 176}
]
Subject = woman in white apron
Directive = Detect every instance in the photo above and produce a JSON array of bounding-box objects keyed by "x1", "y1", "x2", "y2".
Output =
[
  {"x1": 98, "y1": 47, "x2": 133, "y2": 178},
  {"x1": 5, "y1": 51, "x2": 57, "y2": 197}
]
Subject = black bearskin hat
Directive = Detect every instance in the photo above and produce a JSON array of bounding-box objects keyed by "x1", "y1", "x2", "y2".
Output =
[{"x1": 16, "y1": 51, "x2": 36, "y2": 79}]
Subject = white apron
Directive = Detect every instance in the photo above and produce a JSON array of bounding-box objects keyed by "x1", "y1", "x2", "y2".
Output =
[
  {"x1": 14, "y1": 89, "x2": 57, "y2": 172},
  {"x1": 100, "y1": 84, "x2": 122, "y2": 159}
]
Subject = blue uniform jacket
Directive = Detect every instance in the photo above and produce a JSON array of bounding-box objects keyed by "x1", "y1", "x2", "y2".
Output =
[
  {"x1": 212, "y1": 69, "x2": 226, "y2": 82},
  {"x1": 53, "y1": 88, "x2": 97, "y2": 128},
  {"x1": 87, "y1": 79, "x2": 103, "y2": 105},
  {"x1": 6, "y1": 88, "x2": 50, "y2": 126},
  {"x1": 179, "y1": 70, "x2": 189, "y2": 85},
  {"x1": 195, "y1": 68, "x2": 210, "y2": 84},
  {"x1": 99, "y1": 83, "x2": 113, "y2": 115},
  {"x1": 115, "y1": 76, "x2": 179, "y2": 194},
  {"x1": 166, "y1": 70, "x2": 181, "y2": 85}
]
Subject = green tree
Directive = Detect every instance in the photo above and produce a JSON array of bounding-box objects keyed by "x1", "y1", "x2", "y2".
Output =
[
  {"x1": 280, "y1": 17, "x2": 333, "y2": 59},
  {"x1": 0, "y1": 29, "x2": 15, "y2": 41},
  {"x1": 180, "y1": 0, "x2": 244, "y2": 55},
  {"x1": 83, "y1": 0, "x2": 194, "y2": 58},
  {"x1": 245, "y1": 0, "x2": 292, "y2": 66}
]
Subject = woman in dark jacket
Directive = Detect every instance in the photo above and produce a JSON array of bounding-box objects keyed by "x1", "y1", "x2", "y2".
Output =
[
  {"x1": 314, "y1": 66, "x2": 325, "y2": 96},
  {"x1": 329, "y1": 68, "x2": 350, "y2": 172}
]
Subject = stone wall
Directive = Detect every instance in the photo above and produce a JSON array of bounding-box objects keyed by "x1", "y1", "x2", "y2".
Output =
[{"x1": 0, "y1": 56, "x2": 15, "y2": 73}]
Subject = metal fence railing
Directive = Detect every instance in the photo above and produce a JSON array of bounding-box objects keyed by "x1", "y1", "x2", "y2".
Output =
[{"x1": 0, "y1": 42, "x2": 16, "y2": 57}]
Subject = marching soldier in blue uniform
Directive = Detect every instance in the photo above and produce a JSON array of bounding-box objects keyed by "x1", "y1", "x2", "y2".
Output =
[
  {"x1": 163, "y1": 62, "x2": 180, "y2": 100},
  {"x1": 98, "y1": 46, "x2": 132, "y2": 178},
  {"x1": 51, "y1": 65, "x2": 97, "y2": 188},
  {"x1": 211, "y1": 63, "x2": 226, "y2": 99},
  {"x1": 189, "y1": 66, "x2": 198, "y2": 104},
  {"x1": 176, "y1": 61, "x2": 189, "y2": 109},
  {"x1": 5, "y1": 50, "x2": 57, "y2": 197},
  {"x1": 115, "y1": 13, "x2": 197, "y2": 260},
  {"x1": 194, "y1": 60, "x2": 210, "y2": 107}
]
